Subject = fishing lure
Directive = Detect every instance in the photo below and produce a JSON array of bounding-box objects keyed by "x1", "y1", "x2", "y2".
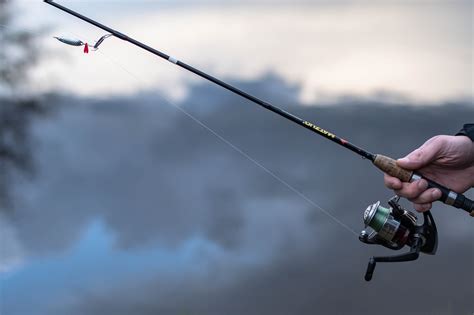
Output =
[{"x1": 53, "y1": 34, "x2": 112, "y2": 53}]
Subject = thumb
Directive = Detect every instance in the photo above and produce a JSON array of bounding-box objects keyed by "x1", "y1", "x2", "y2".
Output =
[{"x1": 397, "y1": 137, "x2": 444, "y2": 170}]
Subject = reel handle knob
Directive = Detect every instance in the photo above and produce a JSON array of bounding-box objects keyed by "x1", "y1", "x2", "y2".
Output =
[
  {"x1": 373, "y1": 155, "x2": 474, "y2": 216},
  {"x1": 364, "y1": 258, "x2": 376, "y2": 281}
]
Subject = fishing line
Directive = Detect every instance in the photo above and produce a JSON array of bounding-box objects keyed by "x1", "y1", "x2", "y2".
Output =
[
  {"x1": 83, "y1": 33, "x2": 359, "y2": 236},
  {"x1": 43, "y1": 0, "x2": 474, "y2": 216},
  {"x1": 43, "y1": 0, "x2": 474, "y2": 282}
]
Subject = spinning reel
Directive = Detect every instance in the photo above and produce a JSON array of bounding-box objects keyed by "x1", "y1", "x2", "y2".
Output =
[{"x1": 359, "y1": 196, "x2": 438, "y2": 281}]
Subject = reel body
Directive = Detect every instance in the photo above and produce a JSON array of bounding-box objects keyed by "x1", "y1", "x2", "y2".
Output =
[{"x1": 359, "y1": 196, "x2": 438, "y2": 281}]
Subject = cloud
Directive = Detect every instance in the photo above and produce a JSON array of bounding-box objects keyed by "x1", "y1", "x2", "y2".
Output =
[
  {"x1": 22, "y1": 0, "x2": 473, "y2": 104},
  {"x1": 2, "y1": 74, "x2": 473, "y2": 314},
  {"x1": 0, "y1": 214, "x2": 25, "y2": 273}
]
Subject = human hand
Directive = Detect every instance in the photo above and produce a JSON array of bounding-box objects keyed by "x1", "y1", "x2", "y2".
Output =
[{"x1": 384, "y1": 135, "x2": 474, "y2": 212}]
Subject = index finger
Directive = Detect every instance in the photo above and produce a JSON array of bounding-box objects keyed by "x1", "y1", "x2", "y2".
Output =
[{"x1": 384, "y1": 173, "x2": 403, "y2": 190}]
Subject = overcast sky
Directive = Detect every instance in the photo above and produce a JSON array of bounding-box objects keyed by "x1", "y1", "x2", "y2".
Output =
[
  {"x1": 1, "y1": 79, "x2": 474, "y2": 315},
  {"x1": 8, "y1": 0, "x2": 472, "y2": 104},
  {"x1": 1, "y1": 1, "x2": 473, "y2": 314}
]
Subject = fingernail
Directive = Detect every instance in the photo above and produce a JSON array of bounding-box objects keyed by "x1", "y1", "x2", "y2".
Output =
[
  {"x1": 432, "y1": 189, "x2": 442, "y2": 199},
  {"x1": 417, "y1": 180, "x2": 428, "y2": 189},
  {"x1": 398, "y1": 157, "x2": 410, "y2": 163}
]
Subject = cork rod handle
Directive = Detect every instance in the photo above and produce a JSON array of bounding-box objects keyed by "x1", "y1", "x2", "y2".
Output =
[{"x1": 373, "y1": 155, "x2": 413, "y2": 182}]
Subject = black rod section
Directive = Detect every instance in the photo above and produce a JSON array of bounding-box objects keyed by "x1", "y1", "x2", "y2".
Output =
[{"x1": 43, "y1": 0, "x2": 374, "y2": 161}]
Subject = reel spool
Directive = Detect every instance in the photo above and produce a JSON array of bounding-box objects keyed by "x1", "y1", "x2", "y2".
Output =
[{"x1": 359, "y1": 196, "x2": 438, "y2": 281}]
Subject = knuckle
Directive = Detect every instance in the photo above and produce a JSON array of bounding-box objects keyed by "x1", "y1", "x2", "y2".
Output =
[
  {"x1": 405, "y1": 185, "x2": 421, "y2": 199},
  {"x1": 412, "y1": 191, "x2": 434, "y2": 204},
  {"x1": 429, "y1": 135, "x2": 448, "y2": 151},
  {"x1": 427, "y1": 135, "x2": 445, "y2": 146},
  {"x1": 385, "y1": 180, "x2": 396, "y2": 189},
  {"x1": 414, "y1": 204, "x2": 423, "y2": 212},
  {"x1": 384, "y1": 175, "x2": 401, "y2": 190},
  {"x1": 414, "y1": 203, "x2": 432, "y2": 212},
  {"x1": 395, "y1": 188, "x2": 416, "y2": 199}
]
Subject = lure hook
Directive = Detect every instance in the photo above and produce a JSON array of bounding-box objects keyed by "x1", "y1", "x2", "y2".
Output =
[{"x1": 53, "y1": 33, "x2": 113, "y2": 54}]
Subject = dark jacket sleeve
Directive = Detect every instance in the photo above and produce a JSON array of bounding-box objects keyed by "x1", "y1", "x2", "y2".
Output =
[{"x1": 456, "y1": 123, "x2": 474, "y2": 142}]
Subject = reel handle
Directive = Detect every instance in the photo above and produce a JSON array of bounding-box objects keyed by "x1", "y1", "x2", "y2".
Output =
[
  {"x1": 364, "y1": 258, "x2": 376, "y2": 281},
  {"x1": 373, "y1": 155, "x2": 474, "y2": 216}
]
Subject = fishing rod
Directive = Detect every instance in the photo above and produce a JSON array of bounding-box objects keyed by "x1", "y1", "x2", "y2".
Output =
[
  {"x1": 44, "y1": 0, "x2": 474, "y2": 281},
  {"x1": 44, "y1": 0, "x2": 473, "y2": 216}
]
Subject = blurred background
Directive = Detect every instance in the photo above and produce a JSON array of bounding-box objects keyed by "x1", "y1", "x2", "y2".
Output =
[{"x1": 0, "y1": 0, "x2": 472, "y2": 314}]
